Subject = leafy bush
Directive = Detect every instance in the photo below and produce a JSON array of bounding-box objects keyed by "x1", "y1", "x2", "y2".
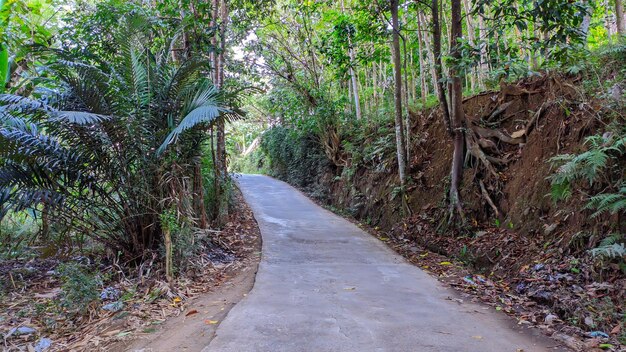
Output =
[
  {"x1": 259, "y1": 126, "x2": 329, "y2": 189},
  {"x1": 549, "y1": 126, "x2": 625, "y2": 204},
  {"x1": 58, "y1": 263, "x2": 102, "y2": 314},
  {"x1": 0, "y1": 210, "x2": 38, "y2": 259},
  {"x1": 0, "y1": 15, "x2": 233, "y2": 261}
]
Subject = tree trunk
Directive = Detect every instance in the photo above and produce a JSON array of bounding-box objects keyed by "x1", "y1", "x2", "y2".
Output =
[
  {"x1": 401, "y1": 33, "x2": 411, "y2": 163},
  {"x1": 193, "y1": 160, "x2": 208, "y2": 228},
  {"x1": 449, "y1": 0, "x2": 466, "y2": 221},
  {"x1": 164, "y1": 227, "x2": 173, "y2": 285},
  {"x1": 416, "y1": 11, "x2": 428, "y2": 102},
  {"x1": 391, "y1": 0, "x2": 407, "y2": 186},
  {"x1": 617, "y1": 0, "x2": 626, "y2": 35},
  {"x1": 604, "y1": 0, "x2": 613, "y2": 42},
  {"x1": 477, "y1": 11, "x2": 489, "y2": 87},
  {"x1": 347, "y1": 40, "x2": 362, "y2": 119},
  {"x1": 431, "y1": 0, "x2": 452, "y2": 135},
  {"x1": 216, "y1": 0, "x2": 229, "y2": 225},
  {"x1": 580, "y1": 0, "x2": 592, "y2": 43},
  {"x1": 462, "y1": 0, "x2": 477, "y2": 91}
]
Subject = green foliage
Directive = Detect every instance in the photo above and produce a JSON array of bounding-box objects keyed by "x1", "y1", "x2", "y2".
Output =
[
  {"x1": 479, "y1": 0, "x2": 590, "y2": 65},
  {"x1": 549, "y1": 128, "x2": 626, "y2": 202},
  {"x1": 259, "y1": 126, "x2": 329, "y2": 188},
  {"x1": 58, "y1": 262, "x2": 101, "y2": 314},
  {"x1": 585, "y1": 183, "x2": 626, "y2": 218},
  {"x1": 0, "y1": 14, "x2": 232, "y2": 260},
  {"x1": 590, "y1": 234, "x2": 626, "y2": 273},
  {"x1": 0, "y1": 210, "x2": 38, "y2": 258},
  {"x1": 231, "y1": 148, "x2": 269, "y2": 174}
]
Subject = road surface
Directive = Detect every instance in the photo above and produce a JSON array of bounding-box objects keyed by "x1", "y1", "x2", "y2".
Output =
[{"x1": 204, "y1": 174, "x2": 563, "y2": 352}]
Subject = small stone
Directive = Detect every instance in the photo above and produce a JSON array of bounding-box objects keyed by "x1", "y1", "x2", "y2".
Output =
[
  {"x1": 529, "y1": 290, "x2": 553, "y2": 305},
  {"x1": 543, "y1": 223, "x2": 557, "y2": 235},
  {"x1": 102, "y1": 301, "x2": 124, "y2": 312},
  {"x1": 35, "y1": 337, "x2": 52, "y2": 352},
  {"x1": 10, "y1": 326, "x2": 37, "y2": 336},
  {"x1": 584, "y1": 316, "x2": 595, "y2": 327},
  {"x1": 545, "y1": 314, "x2": 558, "y2": 324},
  {"x1": 100, "y1": 287, "x2": 121, "y2": 301}
]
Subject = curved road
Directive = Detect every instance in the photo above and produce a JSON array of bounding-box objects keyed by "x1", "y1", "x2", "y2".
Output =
[{"x1": 204, "y1": 175, "x2": 563, "y2": 352}]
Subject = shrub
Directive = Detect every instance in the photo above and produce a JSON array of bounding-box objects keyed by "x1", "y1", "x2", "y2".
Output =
[{"x1": 58, "y1": 263, "x2": 102, "y2": 314}]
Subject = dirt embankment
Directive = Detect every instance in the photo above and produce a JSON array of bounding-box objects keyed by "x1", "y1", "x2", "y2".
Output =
[{"x1": 293, "y1": 72, "x2": 624, "y2": 349}]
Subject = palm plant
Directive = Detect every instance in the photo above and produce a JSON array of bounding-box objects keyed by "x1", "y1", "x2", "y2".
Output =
[{"x1": 0, "y1": 15, "x2": 236, "y2": 261}]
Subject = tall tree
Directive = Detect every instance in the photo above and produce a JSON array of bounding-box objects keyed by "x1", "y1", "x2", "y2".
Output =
[
  {"x1": 391, "y1": 0, "x2": 407, "y2": 186},
  {"x1": 431, "y1": 0, "x2": 452, "y2": 135},
  {"x1": 448, "y1": 0, "x2": 465, "y2": 221},
  {"x1": 617, "y1": 0, "x2": 626, "y2": 35},
  {"x1": 216, "y1": 0, "x2": 229, "y2": 224},
  {"x1": 341, "y1": 0, "x2": 362, "y2": 120},
  {"x1": 415, "y1": 10, "x2": 428, "y2": 103}
]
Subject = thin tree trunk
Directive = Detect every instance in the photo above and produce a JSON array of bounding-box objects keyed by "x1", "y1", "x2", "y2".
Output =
[
  {"x1": 193, "y1": 160, "x2": 208, "y2": 228},
  {"x1": 416, "y1": 10, "x2": 428, "y2": 103},
  {"x1": 164, "y1": 227, "x2": 173, "y2": 285},
  {"x1": 462, "y1": 0, "x2": 477, "y2": 91},
  {"x1": 605, "y1": 0, "x2": 613, "y2": 42},
  {"x1": 616, "y1": 0, "x2": 625, "y2": 35},
  {"x1": 449, "y1": 0, "x2": 466, "y2": 221},
  {"x1": 431, "y1": 0, "x2": 452, "y2": 135},
  {"x1": 401, "y1": 32, "x2": 411, "y2": 162},
  {"x1": 580, "y1": 0, "x2": 592, "y2": 43},
  {"x1": 348, "y1": 44, "x2": 362, "y2": 119},
  {"x1": 216, "y1": 0, "x2": 229, "y2": 225},
  {"x1": 422, "y1": 12, "x2": 439, "y2": 98},
  {"x1": 391, "y1": 0, "x2": 407, "y2": 186},
  {"x1": 477, "y1": 12, "x2": 488, "y2": 88}
]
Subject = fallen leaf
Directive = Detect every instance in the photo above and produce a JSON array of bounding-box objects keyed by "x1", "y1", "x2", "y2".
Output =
[
  {"x1": 344, "y1": 287, "x2": 356, "y2": 291},
  {"x1": 185, "y1": 309, "x2": 199, "y2": 316},
  {"x1": 472, "y1": 335, "x2": 483, "y2": 339},
  {"x1": 439, "y1": 261, "x2": 452, "y2": 265},
  {"x1": 34, "y1": 288, "x2": 62, "y2": 299},
  {"x1": 610, "y1": 325, "x2": 620, "y2": 334},
  {"x1": 511, "y1": 129, "x2": 526, "y2": 139},
  {"x1": 204, "y1": 320, "x2": 219, "y2": 325}
]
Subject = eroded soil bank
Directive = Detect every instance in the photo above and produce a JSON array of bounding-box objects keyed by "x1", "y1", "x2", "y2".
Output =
[{"x1": 261, "y1": 72, "x2": 625, "y2": 351}]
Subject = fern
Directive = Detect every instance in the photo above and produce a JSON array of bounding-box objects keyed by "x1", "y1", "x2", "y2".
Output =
[
  {"x1": 549, "y1": 127, "x2": 625, "y2": 202},
  {"x1": 585, "y1": 183, "x2": 626, "y2": 217},
  {"x1": 590, "y1": 243, "x2": 626, "y2": 260}
]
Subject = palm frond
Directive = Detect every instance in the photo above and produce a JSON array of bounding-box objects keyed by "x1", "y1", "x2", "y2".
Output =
[{"x1": 157, "y1": 104, "x2": 228, "y2": 155}]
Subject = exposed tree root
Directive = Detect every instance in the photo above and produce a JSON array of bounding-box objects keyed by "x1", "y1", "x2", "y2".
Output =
[
  {"x1": 486, "y1": 101, "x2": 514, "y2": 121},
  {"x1": 479, "y1": 180, "x2": 501, "y2": 220},
  {"x1": 472, "y1": 125, "x2": 525, "y2": 144},
  {"x1": 525, "y1": 100, "x2": 554, "y2": 136},
  {"x1": 465, "y1": 131, "x2": 499, "y2": 178}
]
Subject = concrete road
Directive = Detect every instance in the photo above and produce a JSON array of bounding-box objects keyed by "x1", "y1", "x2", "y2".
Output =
[{"x1": 204, "y1": 174, "x2": 563, "y2": 352}]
